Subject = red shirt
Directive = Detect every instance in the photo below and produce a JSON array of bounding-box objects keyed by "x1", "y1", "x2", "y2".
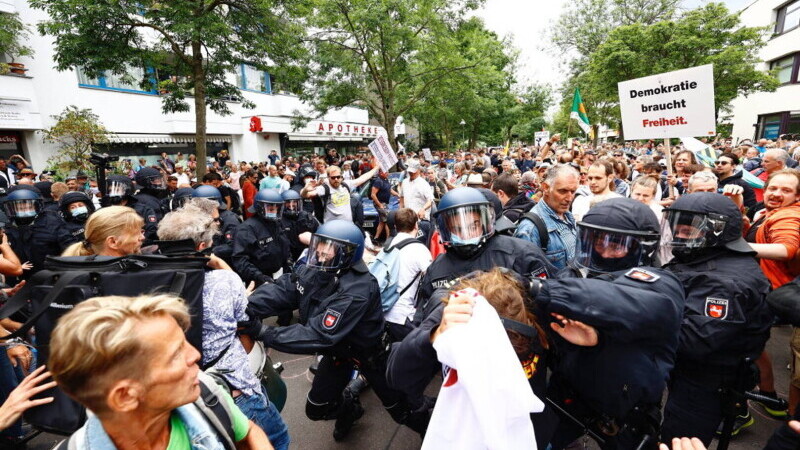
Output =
[
  {"x1": 242, "y1": 180, "x2": 257, "y2": 219},
  {"x1": 756, "y1": 202, "x2": 800, "y2": 289}
]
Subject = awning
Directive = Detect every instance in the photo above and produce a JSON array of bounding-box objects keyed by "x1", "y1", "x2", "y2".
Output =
[{"x1": 108, "y1": 134, "x2": 232, "y2": 144}]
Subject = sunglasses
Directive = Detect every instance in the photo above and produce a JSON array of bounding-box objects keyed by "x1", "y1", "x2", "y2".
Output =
[
  {"x1": 714, "y1": 161, "x2": 731, "y2": 166},
  {"x1": 330, "y1": 175, "x2": 343, "y2": 180}
]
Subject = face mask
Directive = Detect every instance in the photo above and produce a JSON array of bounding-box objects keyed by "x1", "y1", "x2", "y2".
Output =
[
  {"x1": 71, "y1": 206, "x2": 89, "y2": 221},
  {"x1": 450, "y1": 234, "x2": 481, "y2": 246},
  {"x1": 265, "y1": 212, "x2": 278, "y2": 220},
  {"x1": 16, "y1": 210, "x2": 36, "y2": 218}
]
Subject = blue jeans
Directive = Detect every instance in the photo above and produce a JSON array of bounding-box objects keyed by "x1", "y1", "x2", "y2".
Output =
[
  {"x1": 234, "y1": 385, "x2": 290, "y2": 450},
  {"x1": 0, "y1": 351, "x2": 23, "y2": 438}
]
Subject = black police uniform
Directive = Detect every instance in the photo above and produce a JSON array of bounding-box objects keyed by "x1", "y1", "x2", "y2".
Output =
[
  {"x1": 280, "y1": 211, "x2": 319, "y2": 261},
  {"x1": 133, "y1": 191, "x2": 165, "y2": 222},
  {"x1": 660, "y1": 248, "x2": 772, "y2": 445},
  {"x1": 111, "y1": 198, "x2": 159, "y2": 244},
  {"x1": 232, "y1": 217, "x2": 290, "y2": 285},
  {"x1": 247, "y1": 263, "x2": 419, "y2": 430},
  {"x1": 212, "y1": 209, "x2": 240, "y2": 263},
  {"x1": 6, "y1": 211, "x2": 78, "y2": 278},
  {"x1": 291, "y1": 183, "x2": 316, "y2": 215}
]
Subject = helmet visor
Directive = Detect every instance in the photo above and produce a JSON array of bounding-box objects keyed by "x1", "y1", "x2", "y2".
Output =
[
  {"x1": 5, "y1": 199, "x2": 40, "y2": 218},
  {"x1": 257, "y1": 202, "x2": 283, "y2": 220},
  {"x1": 576, "y1": 226, "x2": 656, "y2": 273},
  {"x1": 662, "y1": 209, "x2": 727, "y2": 250},
  {"x1": 146, "y1": 175, "x2": 165, "y2": 190},
  {"x1": 107, "y1": 180, "x2": 129, "y2": 198},
  {"x1": 306, "y1": 235, "x2": 356, "y2": 271},
  {"x1": 284, "y1": 199, "x2": 301, "y2": 214},
  {"x1": 435, "y1": 204, "x2": 494, "y2": 246}
]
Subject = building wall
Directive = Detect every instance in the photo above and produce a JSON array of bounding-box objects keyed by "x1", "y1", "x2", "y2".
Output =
[
  {"x1": 0, "y1": 0, "x2": 372, "y2": 170},
  {"x1": 729, "y1": 0, "x2": 800, "y2": 142}
]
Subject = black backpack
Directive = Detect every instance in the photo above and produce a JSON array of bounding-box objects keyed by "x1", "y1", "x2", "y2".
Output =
[
  {"x1": 0, "y1": 254, "x2": 209, "y2": 436},
  {"x1": 495, "y1": 211, "x2": 550, "y2": 251}
]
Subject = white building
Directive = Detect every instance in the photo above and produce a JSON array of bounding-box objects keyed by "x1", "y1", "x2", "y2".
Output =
[
  {"x1": 729, "y1": 0, "x2": 800, "y2": 143},
  {"x1": 0, "y1": 0, "x2": 380, "y2": 171}
]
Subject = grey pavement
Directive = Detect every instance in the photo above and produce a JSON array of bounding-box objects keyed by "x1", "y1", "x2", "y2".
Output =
[{"x1": 27, "y1": 324, "x2": 795, "y2": 450}]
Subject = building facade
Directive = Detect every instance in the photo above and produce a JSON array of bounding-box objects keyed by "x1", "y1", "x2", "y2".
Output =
[
  {"x1": 730, "y1": 0, "x2": 800, "y2": 143},
  {"x1": 0, "y1": 0, "x2": 380, "y2": 171}
]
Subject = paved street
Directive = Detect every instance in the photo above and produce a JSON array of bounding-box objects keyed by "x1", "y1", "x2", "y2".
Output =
[{"x1": 28, "y1": 323, "x2": 794, "y2": 450}]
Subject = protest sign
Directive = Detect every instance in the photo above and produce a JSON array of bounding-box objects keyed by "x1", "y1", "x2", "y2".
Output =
[
  {"x1": 618, "y1": 64, "x2": 716, "y2": 140},
  {"x1": 534, "y1": 131, "x2": 550, "y2": 146},
  {"x1": 369, "y1": 134, "x2": 398, "y2": 172},
  {"x1": 422, "y1": 148, "x2": 433, "y2": 161}
]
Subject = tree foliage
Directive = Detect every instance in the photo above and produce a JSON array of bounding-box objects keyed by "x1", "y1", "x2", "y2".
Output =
[
  {"x1": 31, "y1": 0, "x2": 310, "y2": 175},
  {"x1": 0, "y1": 12, "x2": 33, "y2": 73},
  {"x1": 304, "y1": 0, "x2": 487, "y2": 150},
  {"x1": 43, "y1": 106, "x2": 111, "y2": 177}
]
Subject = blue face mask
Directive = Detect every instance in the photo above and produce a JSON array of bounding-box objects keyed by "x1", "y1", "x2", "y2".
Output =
[
  {"x1": 71, "y1": 206, "x2": 89, "y2": 219},
  {"x1": 450, "y1": 234, "x2": 481, "y2": 246},
  {"x1": 16, "y1": 210, "x2": 36, "y2": 218},
  {"x1": 265, "y1": 212, "x2": 278, "y2": 220}
]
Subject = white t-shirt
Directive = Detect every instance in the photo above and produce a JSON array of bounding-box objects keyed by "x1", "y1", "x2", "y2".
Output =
[
  {"x1": 571, "y1": 191, "x2": 622, "y2": 222},
  {"x1": 175, "y1": 172, "x2": 191, "y2": 187},
  {"x1": 384, "y1": 233, "x2": 432, "y2": 325},
  {"x1": 401, "y1": 176, "x2": 433, "y2": 220},
  {"x1": 315, "y1": 183, "x2": 352, "y2": 222}
]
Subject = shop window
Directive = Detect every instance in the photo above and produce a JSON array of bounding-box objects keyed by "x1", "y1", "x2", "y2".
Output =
[
  {"x1": 788, "y1": 114, "x2": 800, "y2": 135},
  {"x1": 770, "y1": 53, "x2": 799, "y2": 84},
  {"x1": 76, "y1": 65, "x2": 157, "y2": 94},
  {"x1": 759, "y1": 113, "x2": 783, "y2": 140},
  {"x1": 237, "y1": 64, "x2": 271, "y2": 94},
  {"x1": 776, "y1": 0, "x2": 800, "y2": 34}
]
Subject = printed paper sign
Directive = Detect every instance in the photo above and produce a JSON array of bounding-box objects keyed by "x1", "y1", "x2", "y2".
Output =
[
  {"x1": 368, "y1": 134, "x2": 398, "y2": 172},
  {"x1": 422, "y1": 148, "x2": 433, "y2": 161},
  {"x1": 618, "y1": 64, "x2": 716, "y2": 140},
  {"x1": 534, "y1": 131, "x2": 550, "y2": 145}
]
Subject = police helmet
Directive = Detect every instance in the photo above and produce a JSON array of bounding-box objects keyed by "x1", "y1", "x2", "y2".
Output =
[
  {"x1": 250, "y1": 189, "x2": 284, "y2": 220},
  {"x1": 299, "y1": 165, "x2": 318, "y2": 181},
  {"x1": 59, "y1": 191, "x2": 95, "y2": 223},
  {"x1": 433, "y1": 187, "x2": 495, "y2": 258},
  {"x1": 169, "y1": 187, "x2": 195, "y2": 211},
  {"x1": 663, "y1": 192, "x2": 752, "y2": 259},
  {"x1": 135, "y1": 167, "x2": 166, "y2": 191},
  {"x1": 576, "y1": 197, "x2": 661, "y2": 274},
  {"x1": 307, "y1": 220, "x2": 365, "y2": 272},
  {"x1": 281, "y1": 190, "x2": 302, "y2": 219},
  {"x1": 105, "y1": 175, "x2": 134, "y2": 205},
  {"x1": 4, "y1": 186, "x2": 43, "y2": 226},
  {"x1": 193, "y1": 185, "x2": 226, "y2": 209}
]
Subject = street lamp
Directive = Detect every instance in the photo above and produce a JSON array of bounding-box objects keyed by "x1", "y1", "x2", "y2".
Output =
[{"x1": 459, "y1": 119, "x2": 466, "y2": 149}]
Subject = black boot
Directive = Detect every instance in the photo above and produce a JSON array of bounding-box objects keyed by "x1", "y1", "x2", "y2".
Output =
[{"x1": 333, "y1": 389, "x2": 364, "y2": 441}]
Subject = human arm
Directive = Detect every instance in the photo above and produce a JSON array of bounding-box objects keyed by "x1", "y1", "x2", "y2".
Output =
[
  {"x1": 231, "y1": 224, "x2": 272, "y2": 285},
  {"x1": 0, "y1": 232, "x2": 23, "y2": 277},
  {"x1": 246, "y1": 273, "x2": 300, "y2": 318},
  {"x1": 235, "y1": 421, "x2": 273, "y2": 450},
  {"x1": 539, "y1": 134, "x2": 561, "y2": 160},
  {"x1": 348, "y1": 158, "x2": 379, "y2": 188},
  {"x1": 751, "y1": 213, "x2": 800, "y2": 260},
  {"x1": 370, "y1": 186, "x2": 383, "y2": 209},
  {"x1": 0, "y1": 365, "x2": 57, "y2": 430},
  {"x1": 300, "y1": 180, "x2": 321, "y2": 199}
]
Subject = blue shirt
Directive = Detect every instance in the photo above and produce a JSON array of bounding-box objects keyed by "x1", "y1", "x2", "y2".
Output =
[
  {"x1": 514, "y1": 199, "x2": 577, "y2": 270},
  {"x1": 371, "y1": 176, "x2": 392, "y2": 204}
]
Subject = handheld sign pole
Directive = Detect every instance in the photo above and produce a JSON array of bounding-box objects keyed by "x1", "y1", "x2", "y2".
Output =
[{"x1": 664, "y1": 137, "x2": 675, "y2": 198}]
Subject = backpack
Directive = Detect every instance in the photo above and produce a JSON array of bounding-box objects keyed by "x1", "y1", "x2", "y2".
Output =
[
  {"x1": 369, "y1": 237, "x2": 427, "y2": 313},
  {"x1": 0, "y1": 254, "x2": 209, "y2": 436},
  {"x1": 55, "y1": 372, "x2": 238, "y2": 450},
  {"x1": 495, "y1": 211, "x2": 549, "y2": 251},
  {"x1": 315, "y1": 182, "x2": 364, "y2": 230}
]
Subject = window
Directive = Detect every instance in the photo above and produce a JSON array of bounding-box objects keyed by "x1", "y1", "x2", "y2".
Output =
[
  {"x1": 237, "y1": 64, "x2": 271, "y2": 94},
  {"x1": 776, "y1": 0, "x2": 800, "y2": 34},
  {"x1": 757, "y1": 112, "x2": 800, "y2": 140},
  {"x1": 76, "y1": 66, "x2": 156, "y2": 94},
  {"x1": 769, "y1": 53, "x2": 799, "y2": 84}
]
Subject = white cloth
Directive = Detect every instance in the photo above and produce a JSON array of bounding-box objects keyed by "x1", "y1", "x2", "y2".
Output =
[
  {"x1": 384, "y1": 233, "x2": 432, "y2": 325},
  {"x1": 571, "y1": 191, "x2": 622, "y2": 222},
  {"x1": 401, "y1": 176, "x2": 433, "y2": 220},
  {"x1": 424, "y1": 292, "x2": 543, "y2": 450},
  {"x1": 175, "y1": 172, "x2": 191, "y2": 187}
]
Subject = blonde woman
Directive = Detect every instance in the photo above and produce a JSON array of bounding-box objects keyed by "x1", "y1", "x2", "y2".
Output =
[{"x1": 61, "y1": 206, "x2": 144, "y2": 257}]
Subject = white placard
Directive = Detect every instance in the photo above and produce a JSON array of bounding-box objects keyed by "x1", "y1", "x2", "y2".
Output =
[
  {"x1": 422, "y1": 148, "x2": 433, "y2": 161},
  {"x1": 534, "y1": 131, "x2": 550, "y2": 146},
  {"x1": 368, "y1": 134, "x2": 398, "y2": 172},
  {"x1": 618, "y1": 64, "x2": 716, "y2": 140}
]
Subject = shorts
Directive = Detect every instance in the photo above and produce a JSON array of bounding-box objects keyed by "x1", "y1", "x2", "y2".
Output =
[
  {"x1": 791, "y1": 327, "x2": 800, "y2": 388},
  {"x1": 377, "y1": 207, "x2": 389, "y2": 223}
]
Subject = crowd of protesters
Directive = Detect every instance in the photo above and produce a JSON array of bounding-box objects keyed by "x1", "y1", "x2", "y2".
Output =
[{"x1": 0, "y1": 132, "x2": 799, "y2": 449}]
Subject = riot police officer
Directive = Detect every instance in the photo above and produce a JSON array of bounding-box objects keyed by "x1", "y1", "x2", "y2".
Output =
[
  {"x1": 280, "y1": 189, "x2": 319, "y2": 261},
  {"x1": 3, "y1": 186, "x2": 78, "y2": 279},
  {"x1": 294, "y1": 167, "x2": 318, "y2": 215},
  {"x1": 166, "y1": 187, "x2": 194, "y2": 212},
  {"x1": 58, "y1": 191, "x2": 95, "y2": 241},
  {"x1": 193, "y1": 185, "x2": 240, "y2": 263},
  {"x1": 660, "y1": 192, "x2": 773, "y2": 446},
  {"x1": 102, "y1": 175, "x2": 159, "y2": 243},
  {"x1": 530, "y1": 197, "x2": 685, "y2": 449},
  {"x1": 232, "y1": 189, "x2": 291, "y2": 285},
  {"x1": 241, "y1": 220, "x2": 427, "y2": 441},
  {"x1": 133, "y1": 167, "x2": 167, "y2": 221}
]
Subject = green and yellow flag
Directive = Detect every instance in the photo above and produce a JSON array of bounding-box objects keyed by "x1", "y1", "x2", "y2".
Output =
[{"x1": 570, "y1": 88, "x2": 591, "y2": 135}]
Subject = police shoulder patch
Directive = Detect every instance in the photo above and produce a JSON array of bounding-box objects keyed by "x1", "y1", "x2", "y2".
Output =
[
  {"x1": 322, "y1": 309, "x2": 342, "y2": 330},
  {"x1": 624, "y1": 268, "x2": 660, "y2": 283},
  {"x1": 530, "y1": 267, "x2": 548, "y2": 279},
  {"x1": 705, "y1": 298, "x2": 729, "y2": 319}
]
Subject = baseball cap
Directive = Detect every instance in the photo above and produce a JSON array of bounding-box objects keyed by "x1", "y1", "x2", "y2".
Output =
[{"x1": 406, "y1": 159, "x2": 421, "y2": 173}]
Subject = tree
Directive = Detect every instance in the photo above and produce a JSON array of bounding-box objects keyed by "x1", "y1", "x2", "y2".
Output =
[
  {"x1": 43, "y1": 106, "x2": 111, "y2": 177},
  {"x1": 0, "y1": 12, "x2": 33, "y2": 73},
  {"x1": 304, "y1": 0, "x2": 485, "y2": 150},
  {"x1": 584, "y1": 3, "x2": 779, "y2": 125},
  {"x1": 31, "y1": 0, "x2": 309, "y2": 176}
]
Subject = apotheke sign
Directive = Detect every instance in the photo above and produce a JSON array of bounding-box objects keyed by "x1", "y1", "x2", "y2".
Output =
[
  {"x1": 312, "y1": 121, "x2": 381, "y2": 137},
  {"x1": 618, "y1": 64, "x2": 716, "y2": 140}
]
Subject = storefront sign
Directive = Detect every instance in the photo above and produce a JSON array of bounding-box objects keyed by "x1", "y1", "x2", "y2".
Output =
[
  {"x1": 0, "y1": 100, "x2": 33, "y2": 129},
  {"x1": 313, "y1": 121, "x2": 381, "y2": 137},
  {"x1": 0, "y1": 134, "x2": 19, "y2": 143},
  {"x1": 618, "y1": 64, "x2": 716, "y2": 140},
  {"x1": 368, "y1": 135, "x2": 398, "y2": 172}
]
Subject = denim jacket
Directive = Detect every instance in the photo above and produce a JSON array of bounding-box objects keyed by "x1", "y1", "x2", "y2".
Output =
[{"x1": 514, "y1": 200, "x2": 578, "y2": 270}]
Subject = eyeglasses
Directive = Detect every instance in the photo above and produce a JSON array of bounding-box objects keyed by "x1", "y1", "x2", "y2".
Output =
[
  {"x1": 330, "y1": 175, "x2": 343, "y2": 180},
  {"x1": 613, "y1": 153, "x2": 622, "y2": 157},
  {"x1": 714, "y1": 161, "x2": 731, "y2": 166}
]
